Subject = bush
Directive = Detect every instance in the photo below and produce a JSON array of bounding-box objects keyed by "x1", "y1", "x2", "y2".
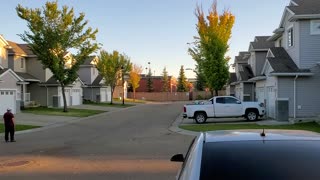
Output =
[{"x1": 196, "y1": 95, "x2": 204, "y2": 100}]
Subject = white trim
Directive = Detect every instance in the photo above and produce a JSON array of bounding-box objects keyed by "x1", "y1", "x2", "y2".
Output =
[
  {"x1": 287, "y1": 26, "x2": 294, "y2": 48},
  {"x1": 290, "y1": 0, "x2": 298, "y2": 6},
  {"x1": 310, "y1": 20, "x2": 320, "y2": 35},
  {"x1": 277, "y1": 98, "x2": 289, "y2": 101},
  {"x1": 289, "y1": 14, "x2": 320, "y2": 21},
  {"x1": 0, "y1": 69, "x2": 24, "y2": 81},
  {"x1": 270, "y1": 72, "x2": 313, "y2": 76},
  {"x1": 0, "y1": 35, "x2": 9, "y2": 46}
]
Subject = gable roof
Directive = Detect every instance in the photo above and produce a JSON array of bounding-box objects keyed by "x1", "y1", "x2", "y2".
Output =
[
  {"x1": 267, "y1": 47, "x2": 310, "y2": 73},
  {"x1": 41, "y1": 76, "x2": 84, "y2": 86},
  {"x1": 239, "y1": 64, "x2": 254, "y2": 81},
  {"x1": 235, "y1": 52, "x2": 250, "y2": 64},
  {"x1": 7, "y1": 41, "x2": 27, "y2": 56},
  {"x1": 91, "y1": 74, "x2": 104, "y2": 86},
  {"x1": 228, "y1": 73, "x2": 237, "y2": 84},
  {"x1": 15, "y1": 72, "x2": 39, "y2": 82},
  {"x1": 0, "y1": 68, "x2": 24, "y2": 82},
  {"x1": 288, "y1": 0, "x2": 320, "y2": 15},
  {"x1": 0, "y1": 35, "x2": 9, "y2": 46},
  {"x1": 250, "y1": 36, "x2": 275, "y2": 50},
  {"x1": 82, "y1": 56, "x2": 97, "y2": 66}
]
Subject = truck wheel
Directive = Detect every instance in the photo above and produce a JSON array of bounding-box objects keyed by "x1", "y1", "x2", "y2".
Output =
[
  {"x1": 246, "y1": 110, "x2": 258, "y2": 121},
  {"x1": 195, "y1": 112, "x2": 207, "y2": 124}
]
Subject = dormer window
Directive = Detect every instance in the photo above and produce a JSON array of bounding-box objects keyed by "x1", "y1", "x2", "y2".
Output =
[
  {"x1": 288, "y1": 28, "x2": 294, "y2": 47},
  {"x1": 311, "y1": 20, "x2": 320, "y2": 35}
]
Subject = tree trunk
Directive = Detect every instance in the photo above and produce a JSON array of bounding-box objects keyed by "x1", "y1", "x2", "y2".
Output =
[
  {"x1": 215, "y1": 89, "x2": 219, "y2": 96},
  {"x1": 133, "y1": 89, "x2": 136, "y2": 102},
  {"x1": 210, "y1": 90, "x2": 214, "y2": 97},
  {"x1": 110, "y1": 85, "x2": 115, "y2": 105},
  {"x1": 61, "y1": 83, "x2": 68, "y2": 112}
]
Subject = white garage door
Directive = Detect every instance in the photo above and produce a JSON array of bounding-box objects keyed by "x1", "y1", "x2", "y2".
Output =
[
  {"x1": 72, "y1": 89, "x2": 81, "y2": 105},
  {"x1": 0, "y1": 90, "x2": 16, "y2": 114},
  {"x1": 100, "y1": 89, "x2": 106, "y2": 102},
  {"x1": 267, "y1": 87, "x2": 276, "y2": 119}
]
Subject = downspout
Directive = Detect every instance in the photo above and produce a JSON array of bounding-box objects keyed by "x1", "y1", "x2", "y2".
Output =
[
  {"x1": 45, "y1": 85, "x2": 49, "y2": 107},
  {"x1": 293, "y1": 75, "x2": 299, "y2": 119}
]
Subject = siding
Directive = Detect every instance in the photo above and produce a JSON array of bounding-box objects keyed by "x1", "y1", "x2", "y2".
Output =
[
  {"x1": 299, "y1": 20, "x2": 320, "y2": 69},
  {"x1": 278, "y1": 67, "x2": 320, "y2": 117},
  {"x1": 284, "y1": 12, "x2": 300, "y2": 66},
  {"x1": 255, "y1": 52, "x2": 268, "y2": 76},
  {"x1": 78, "y1": 66, "x2": 92, "y2": 84},
  {"x1": 0, "y1": 43, "x2": 8, "y2": 68},
  {"x1": 13, "y1": 56, "x2": 26, "y2": 73},
  {"x1": 83, "y1": 87, "x2": 100, "y2": 101},
  {"x1": 0, "y1": 72, "x2": 20, "y2": 90},
  {"x1": 26, "y1": 57, "x2": 46, "y2": 82},
  {"x1": 28, "y1": 84, "x2": 58, "y2": 107}
]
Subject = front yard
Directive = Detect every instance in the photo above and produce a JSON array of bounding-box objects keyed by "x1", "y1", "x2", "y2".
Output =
[
  {"x1": 180, "y1": 122, "x2": 320, "y2": 133},
  {"x1": 22, "y1": 107, "x2": 106, "y2": 117},
  {"x1": 0, "y1": 124, "x2": 40, "y2": 133},
  {"x1": 83, "y1": 101, "x2": 134, "y2": 108}
]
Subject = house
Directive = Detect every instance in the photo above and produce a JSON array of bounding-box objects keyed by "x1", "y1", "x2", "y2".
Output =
[
  {"x1": 246, "y1": 0, "x2": 320, "y2": 119},
  {"x1": 225, "y1": 72, "x2": 237, "y2": 96},
  {"x1": 1, "y1": 35, "x2": 85, "y2": 109},
  {"x1": 78, "y1": 56, "x2": 112, "y2": 102},
  {"x1": 231, "y1": 52, "x2": 255, "y2": 101}
]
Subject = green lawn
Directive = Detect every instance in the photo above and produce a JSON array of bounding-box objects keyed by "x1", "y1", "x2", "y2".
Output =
[
  {"x1": 22, "y1": 107, "x2": 106, "y2": 117},
  {"x1": 0, "y1": 124, "x2": 40, "y2": 133},
  {"x1": 84, "y1": 101, "x2": 134, "y2": 108},
  {"x1": 180, "y1": 122, "x2": 320, "y2": 133}
]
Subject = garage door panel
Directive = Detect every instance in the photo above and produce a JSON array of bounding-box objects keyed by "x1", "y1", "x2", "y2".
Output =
[
  {"x1": 0, "y1": 90, "x2": 16, "y2": 114},
  {"x1": 72, "y1": 89, "x2": 81, "y2": 105}
]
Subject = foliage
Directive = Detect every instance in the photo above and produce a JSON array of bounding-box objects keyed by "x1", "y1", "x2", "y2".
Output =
[
  {"x1": 16, "y1": 1, "x2": 99, "y2": 112},
  {"x1": 129, "y1": 64, "x2": 143, "y2": 101},
  {"x1": 189, "y1": 1, "x2": 235, "y2": 96},
  {"x1": 96, "y1": 50, "x2": 132, "y2": 104},
  {"x1": 22, "y1": 107, "x2": 105, "y2": 117},
  {"x1": 177, "y1": 65, "x2": 188, "y2": 92},
  {"x1": 146, "y1": 69, "x2": 153, "y2": 92},
  {"x1": 162, "y1": 67, "x2": 170, "y2": 92}
]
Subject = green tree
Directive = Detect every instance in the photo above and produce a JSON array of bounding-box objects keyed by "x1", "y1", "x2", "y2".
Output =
[
  {"x1": 189, "y1": 1, "x2": 235, "y2": 96},
  {"x1": 195, "y1": 66, "x2": 207, "y2": 91},
  {"x1": 161, "y1": 67, "x2": 169, "y2": 92},
  {"x1": 146, "y1": 69, "x2": 153, "y2": 92},
  {"x1": 96, "y1": 50, "x2": 132, "y2": 105},
  {"x1": 177, "y1": 65, "x2": 188, "y2": 92},
  {"x1": 16, "y1": 1, "x2": 99, "y2": 112}
]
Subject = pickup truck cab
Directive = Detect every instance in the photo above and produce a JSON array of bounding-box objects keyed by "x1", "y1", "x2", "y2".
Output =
[{"x1": 183, "y1": 96, "x2": 265, "y2": 124}]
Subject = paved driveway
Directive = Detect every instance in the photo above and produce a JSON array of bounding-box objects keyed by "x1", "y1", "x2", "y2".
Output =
[{"x1": 0, "y1": 102, "x2": 193, "y2": 180}]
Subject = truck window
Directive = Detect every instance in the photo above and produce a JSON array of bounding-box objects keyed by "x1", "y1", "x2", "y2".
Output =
[
  {"x1": 224, "y1": 97, "x2": 238, "y2": 104},
  {"x1": 216, "y1": 97, "x2": 225, "y2": 104}
]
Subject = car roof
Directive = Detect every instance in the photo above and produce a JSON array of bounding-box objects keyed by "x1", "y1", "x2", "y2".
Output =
[{"x1": 204, "y1": 130, "x2": 320, "y2": 143}]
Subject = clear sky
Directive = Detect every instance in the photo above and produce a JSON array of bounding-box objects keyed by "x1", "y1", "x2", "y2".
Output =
[{"x1": 0, "y1": 0, "x2": 290, "y2": 78}]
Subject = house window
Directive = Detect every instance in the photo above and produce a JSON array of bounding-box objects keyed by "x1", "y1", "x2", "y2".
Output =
[
  {"x1": 310, "y1": 20, "x2": 320, "y2": 35},
  {"x1": 288, "y1": 28, "x2": 294, "y2": 47},
  {"x1": 21, "y1": 58, "x2": 25, "y2": 68},
  {"x1": 279, "y1": 38, "x2": 282, "y2": 47}
]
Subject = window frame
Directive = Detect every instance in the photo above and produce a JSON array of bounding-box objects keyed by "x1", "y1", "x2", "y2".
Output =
[
  {"x1": 20, "y1": 57, "x2": 25, "y2": 69},
  {"x1": 288, "y1": 28, "x2": 294, "y2": 47},
  {"x1": 310, "y1": 20, "x2": 320, "y2": 35}
]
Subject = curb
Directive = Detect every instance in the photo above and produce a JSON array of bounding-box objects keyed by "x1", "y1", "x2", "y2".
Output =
[{"x1": 169, "y1": 112, "x2": 199, "y2": 136}]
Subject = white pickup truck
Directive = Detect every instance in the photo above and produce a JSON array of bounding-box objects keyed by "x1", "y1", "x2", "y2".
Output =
[{"x1": 183, "y1": 96, "x2": 265, "y2": 124}]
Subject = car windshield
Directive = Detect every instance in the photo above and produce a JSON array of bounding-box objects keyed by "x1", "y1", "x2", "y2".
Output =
[{"x1": 200, "y1": 140, "x2": 320, "y2": 180}]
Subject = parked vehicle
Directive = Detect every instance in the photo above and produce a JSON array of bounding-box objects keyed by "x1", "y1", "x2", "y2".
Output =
[
  {"x1": 171, "y1": 130, "x2": 320, "y2": 180},
  {"x1": 183, "y1": 96, "x2": 265, "y2": 123}
]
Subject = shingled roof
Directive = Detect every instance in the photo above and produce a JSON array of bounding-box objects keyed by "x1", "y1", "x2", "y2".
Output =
[
  {"x1": 83, "y1": 56, "x2": 97, "y2": 65},
  {"x1": 250, "y1": 36, "x2": 275, "y2": 50},
  {"x1": 235, "y1": 52, "x2": 250, "y2": 63},
  {"x1": 228, "y1": 73, "x2": 237, "y2": 84},
  {"x1": 267, "y1": 47, "x2": 310, "y2": 73},
  {"x1": 7, "y1": 41, "x2": 35, "y2": 56},
  {"x1": 239, "y1": 64, "x2": 254, "y2": 81},
  {"x1": 288, "y1": 0, "x2": 320, "y2": 15},
  {"x1": 91, "y1": 75, "x2": 103, "y2": 86},
  {"x1": 15, "y1": 72, "x2": 39, "y2": 82}
]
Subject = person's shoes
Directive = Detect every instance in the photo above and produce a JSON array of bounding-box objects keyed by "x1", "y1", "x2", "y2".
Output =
[{"x1": 10, "y1": 140, "x2": 16, "y2": 142}]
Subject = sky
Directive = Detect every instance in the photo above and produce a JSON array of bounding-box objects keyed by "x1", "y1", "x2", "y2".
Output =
[{"x1": 0, "y1": 0, "x2": 290, "y2": 78}]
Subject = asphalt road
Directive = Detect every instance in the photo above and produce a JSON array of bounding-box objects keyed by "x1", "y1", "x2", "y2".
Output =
[{"x1": 0, "y1": 102, "x2": 193, "y2": 180}]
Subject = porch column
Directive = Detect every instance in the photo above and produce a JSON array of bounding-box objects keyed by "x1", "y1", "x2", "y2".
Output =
[{"x1": 22, "y1": 84, "x2": 26, "y2": 102}]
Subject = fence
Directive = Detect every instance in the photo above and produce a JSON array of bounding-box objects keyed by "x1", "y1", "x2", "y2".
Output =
[{"x1": 127, "y1": 90, "x2": 225, "y2": 102}]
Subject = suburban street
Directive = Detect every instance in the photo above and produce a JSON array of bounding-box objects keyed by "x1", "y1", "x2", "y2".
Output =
[{"x1": 0, "y1": 102, "x2": 193, "y2": 180}]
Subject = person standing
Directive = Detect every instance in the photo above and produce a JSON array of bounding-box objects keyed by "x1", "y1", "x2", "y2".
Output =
[{"x1": 3, "y1": 108, "x2": 15, "y2": 142}]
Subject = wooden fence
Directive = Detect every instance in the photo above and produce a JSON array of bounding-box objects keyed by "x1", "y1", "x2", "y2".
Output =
[{"x1": 127, "y1": 90, "x2": 225, "y2": 102}]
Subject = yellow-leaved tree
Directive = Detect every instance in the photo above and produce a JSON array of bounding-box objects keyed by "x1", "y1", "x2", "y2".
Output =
[{"x1": 129, "y1": 64, "x2": 143, "y2": 101}]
